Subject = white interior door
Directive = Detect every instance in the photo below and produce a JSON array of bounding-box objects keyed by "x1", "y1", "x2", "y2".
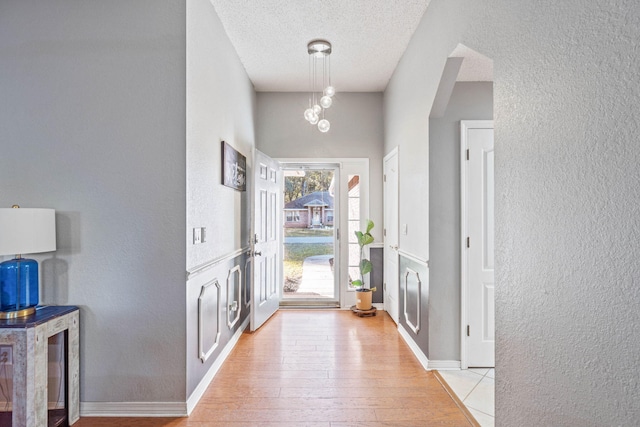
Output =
[
  {"x1": 251, "y1": 149, "x2": 282, "y2": 331},
  {"x1": 462, "y1": 120, "x2": 495, "y2": 367},
  {"x1": 383, "y1": 148, "x2": 399, "y2": 323}
]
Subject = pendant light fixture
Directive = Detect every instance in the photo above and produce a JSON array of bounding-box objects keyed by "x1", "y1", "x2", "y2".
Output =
[{"x1": 303, "y1": 39, "x2": 335, "y2": 133}]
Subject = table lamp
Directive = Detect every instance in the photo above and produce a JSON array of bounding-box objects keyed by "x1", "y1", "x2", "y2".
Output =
[{"x1": 0, "y1": 205, "x2": 56, "y2": 318}]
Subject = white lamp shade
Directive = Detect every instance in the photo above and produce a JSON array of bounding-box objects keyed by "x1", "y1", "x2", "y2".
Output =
[{"x1": 0, "y1": 208, "x2": 56, "y2": 256}]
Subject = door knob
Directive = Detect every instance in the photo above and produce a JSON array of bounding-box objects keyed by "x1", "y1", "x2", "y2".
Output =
[
  {"x1": 390, "y1": 245, "x2": 398, "y2": 250},
  {"x1": 254, "y1": 251, "x2": 262, "y2": 257}
]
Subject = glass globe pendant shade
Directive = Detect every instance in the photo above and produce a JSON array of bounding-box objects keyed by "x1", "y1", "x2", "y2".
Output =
[
  {"x1": 318, "y1": 119, "x2": 330, "y2": 133},
  {"x1": 320, "y1": 95, "x2": 333, "y2": 109},
  {"x1": 324, "y1": 86, "x2": 336, "y2": 97},
  {"x1": 304, "y1": 108, "x2": 315, "y2": 122},
  {"x1": 309, "y1": 113, "x2": 319, "y2": 125},
  {"x1": 313, "y1": 104, "x2": 322, "y2": 115}
]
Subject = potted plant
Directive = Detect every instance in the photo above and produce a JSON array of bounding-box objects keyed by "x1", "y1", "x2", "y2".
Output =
[{"x1": 352, "y1": 219, "x2": 376, "y2": 310}]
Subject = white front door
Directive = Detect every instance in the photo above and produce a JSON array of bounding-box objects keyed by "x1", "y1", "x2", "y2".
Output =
[
  {"x1": 251, "y1": 149, "x2": 282, "y2": 331},
  {"x1": 383, "y1": 148, "x2": 400, "y2": 323},
  {"x1": 462, "y1": 120, "x2": 495, "y2": 367}
]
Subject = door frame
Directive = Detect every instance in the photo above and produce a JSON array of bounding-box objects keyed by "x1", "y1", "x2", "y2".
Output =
[
  {"x1": 460, "y1": 120, "x2": 494, "y2": 368},
  {"x1": 277, "y1": 158, "x2": 369, "y2": 309},
  {"x1": 279, "y1": 162, "x2": 341, "y2": 306}
]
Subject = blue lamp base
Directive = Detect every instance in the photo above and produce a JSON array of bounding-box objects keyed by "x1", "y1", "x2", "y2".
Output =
[{"x1": 0, "y1": 257, "x2": 39, "y2": 318}]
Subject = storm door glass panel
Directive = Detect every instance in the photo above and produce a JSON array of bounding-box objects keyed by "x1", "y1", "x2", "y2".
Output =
[
  {"x1": 347, "y1": 175, "x2": 361, "y2": 289},
  {"x1": 282, "y1": 167, "x2": 337, "y2": 303}
]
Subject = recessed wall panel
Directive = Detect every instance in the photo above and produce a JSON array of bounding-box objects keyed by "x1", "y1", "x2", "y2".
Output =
[
  {"x1": 227, "y1": 266, "x2": 241, "y2": 328},
  {"x1": 403, "y1": 268, "x2": 422, "y2": 334},
  {"x1": 198, "y1": 280, "x2": 221, "y2": 362}
]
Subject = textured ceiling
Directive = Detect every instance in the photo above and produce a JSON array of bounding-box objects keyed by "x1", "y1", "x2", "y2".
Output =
[
  {"x1": 209, "y1": 0, "x2": 432, "y2": 92},
  {"x1": 450, "y1": 44, "x2": 494, "y2": 82}
]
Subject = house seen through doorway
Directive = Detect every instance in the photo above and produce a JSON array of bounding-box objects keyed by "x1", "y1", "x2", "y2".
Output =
[{"x1": 281, "y1": 167, "x2": 337, "y2": 305}]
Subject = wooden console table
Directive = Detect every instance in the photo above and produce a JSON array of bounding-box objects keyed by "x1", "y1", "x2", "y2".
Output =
[{"x1": 0, "y1": 306, "x2": 79, "y2": 427}]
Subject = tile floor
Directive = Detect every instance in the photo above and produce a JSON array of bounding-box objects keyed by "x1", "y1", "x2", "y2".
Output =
[{"x1": 437, "y1": 368, "x2": 495, "y2": 427}]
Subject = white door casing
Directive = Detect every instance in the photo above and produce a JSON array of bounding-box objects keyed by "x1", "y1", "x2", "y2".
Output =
[
  {"x1": 279, "y1": 158, "x2": 368, "y2": 309},
  {"x1": 461, "y1": 120, "x2": 495, "y2": 368},
  {"x1": 251, "y1": 149, "x2": 282, "y2": 331},
  {"x1": 384, "y1": 147, "x2": 400, "y2": 323}
]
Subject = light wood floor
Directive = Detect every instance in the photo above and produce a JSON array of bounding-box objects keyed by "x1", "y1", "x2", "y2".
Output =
[{"x1": 75, "y1": 310, "x2": 473, "y2": 426}]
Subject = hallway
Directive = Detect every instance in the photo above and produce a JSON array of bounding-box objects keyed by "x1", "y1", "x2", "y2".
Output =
[{"x1": 77, "y1": 310, "x2": 475, "y2": 426}]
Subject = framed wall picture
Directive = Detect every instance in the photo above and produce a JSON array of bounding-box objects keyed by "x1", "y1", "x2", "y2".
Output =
[{"x1": 221, "y1": 141, "x2": 246, "y2": 191}]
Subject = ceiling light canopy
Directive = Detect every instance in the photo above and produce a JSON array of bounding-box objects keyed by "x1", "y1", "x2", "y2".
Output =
[
  {"x1": 303, "y1": 39, "x2": 334, "y2": 133},
  {"x1": 307, "y1": 40, "x2": 332, "y2": 57}
]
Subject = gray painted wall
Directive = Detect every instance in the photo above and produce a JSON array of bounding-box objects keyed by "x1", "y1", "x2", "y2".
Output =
[
  {"x1": 256, "y1": 92, "x2": 385, "y2": 243},
  {"x1": 0, "y1": 1, "x2": 187, "y2": 402},
  {"x1": 429, "y1": 82, "x2": 493, "y2": 360},
  {"x1": 387, "y1": 0, "x2": 640, "y2": 424},
  {"x1": 370, "y1": 247, "x2": 383, "y2": 304},
  {"x1": 186, "y1": 0, "x2": 256, "y2": 398},
  {"x1": 187, "y1": 0, "x2": 256, "y2": 270}
]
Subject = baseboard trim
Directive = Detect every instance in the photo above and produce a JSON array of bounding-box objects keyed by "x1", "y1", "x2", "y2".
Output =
[
  {"x1": 186, "y1": 316, "x2": 249, "y2": 414},
  {"x1": 80, "y1": 316, "x2": 249, "y2": 418},
  {"x1": 397, "y1": 324, "x2": 429, "y2": 370},
  {"x1": 80, "y1": 401, "x2": 187, "y2": 417},
  {"x1": 428, "y1": 360, "x2": 461, "y2": 370}
]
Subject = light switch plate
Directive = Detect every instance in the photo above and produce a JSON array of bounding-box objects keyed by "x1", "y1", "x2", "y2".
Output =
[
  {"x1": 402, "y1": 224, "x2": 408, "y2": 235},
  {"x1": 193, "y1": 227, "x2": 202, "y2": 244}
]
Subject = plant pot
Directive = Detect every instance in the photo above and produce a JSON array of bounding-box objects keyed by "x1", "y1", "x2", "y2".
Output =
[{"x1": 355, "y1": 290, "x2": 373, "y2": 310}]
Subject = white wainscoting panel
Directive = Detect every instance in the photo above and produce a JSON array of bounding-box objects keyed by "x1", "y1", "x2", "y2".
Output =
[
  {"x1": 226, "y1": 265, "x2": 242, "y2": 329},
  {"x1": 187, "y1": 316, "x2": 249, "y2": 414},
  {"x1": 198, "y1": 279, "x2": 221, "y2": 363},
  {"x1": 403, "y1": 267, "x2": 422, "y2": 333}
]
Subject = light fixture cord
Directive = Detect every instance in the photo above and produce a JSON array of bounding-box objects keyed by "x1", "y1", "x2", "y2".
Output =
[
  {"x1": 314, "y1": 56, "x2": 318, "y2": 106},
  {"x1": 308, "y1": 54, "x2": 312, "y2": 107},
  {"x1": 323, "y1": 54, "x2": 326, "y2": 92}
]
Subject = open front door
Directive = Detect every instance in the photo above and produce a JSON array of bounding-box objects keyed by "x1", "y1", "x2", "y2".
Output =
[{"x1": 250, "y1": 149, "x2": 282, "y2": 331}]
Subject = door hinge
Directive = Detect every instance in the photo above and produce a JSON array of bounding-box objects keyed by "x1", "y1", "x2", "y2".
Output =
[
  {"x1": 383, "y1": 282, "x2": 386, "y2": 291},
  {"x1": 467, "y1": 325, "x2": 470, "y2": 336},
  {"x1": 467, "y1": 237, "x2": 470, "y2": 248},
  {"x1": 466, "y1": 149, "x2": 469, "y2": 160},
  {"x1": 383, "y1": 228, "x2": 386, "y2": 237},
  {"x1": 337, "y1": 228, "x2": 340, "y2": 240},
  {"x1": 383, "y1": 174, "x2": 386, "y2": 182}
]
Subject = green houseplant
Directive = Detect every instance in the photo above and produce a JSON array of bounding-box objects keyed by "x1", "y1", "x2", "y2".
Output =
[{"x1": 352, "y1": 219, "x2": 376, "y2": 310}]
